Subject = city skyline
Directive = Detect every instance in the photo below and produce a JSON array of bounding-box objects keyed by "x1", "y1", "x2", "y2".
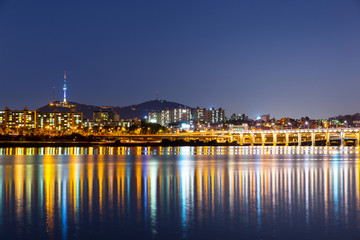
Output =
[
  {"x1": 1, "y1": 81, "x2": 359, "y2": 121},
  {"x1": 1, "y1": 1, "x2": 360, "y2": 118}
]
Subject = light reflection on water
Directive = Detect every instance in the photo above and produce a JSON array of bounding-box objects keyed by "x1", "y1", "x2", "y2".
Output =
[
  {"x1": 0, "y1": 146, "x2": 359, "y2": 156},
  {"x1": 0, "y1": 147, "x2": 360, "y2": 239}
]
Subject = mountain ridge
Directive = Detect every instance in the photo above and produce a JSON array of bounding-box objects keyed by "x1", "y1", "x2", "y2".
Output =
[{"x1": 37, "y1": 100, "x2": 193, "y2": 120}]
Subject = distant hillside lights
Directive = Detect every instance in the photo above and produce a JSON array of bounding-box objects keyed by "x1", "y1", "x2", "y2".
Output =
[
  {"x1": 83, "y1": 108, "x2": 141, "y2": 133},
  {"x1": 50, "y1": 101, "x2": 76, "y2": 108},
  {"x1": 93, "y1": 109, "x2": 120, "y2": 124}
]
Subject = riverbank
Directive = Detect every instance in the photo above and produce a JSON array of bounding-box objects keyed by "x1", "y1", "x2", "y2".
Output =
[
  {"x1": 0, "y1": 141, "x2": 110, "y2": 147},
  {"x1": 0, "y1": 139, "x2": 353, "y2": 147},
  {"x1": 0, "y1": 139, "x2": 241, "y2": 147}
]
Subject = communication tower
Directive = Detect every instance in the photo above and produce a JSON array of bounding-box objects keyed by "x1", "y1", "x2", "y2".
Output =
[{"x1": 63, "y1": 71, "x2": 67, "y2": 103}]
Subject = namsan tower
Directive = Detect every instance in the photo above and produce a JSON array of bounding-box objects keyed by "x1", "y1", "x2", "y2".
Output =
[{"x1": 63, "y1": 71, "x2": 67, "y2": 103}]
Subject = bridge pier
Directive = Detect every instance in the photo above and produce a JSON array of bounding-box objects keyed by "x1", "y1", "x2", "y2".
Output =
[
  {"x1": 240, "y1": 133, "x2": 244, "y2": 145},
  {"x1": 298, "y1": 133, "x2": 301, "y2": 146},
  {"x1": 261, "y1": 133, "x2": 265, "y2": 146},
  {"x1": 250, "y1": 133, "x2": 255, "y2": 146},
  {"x1": 285, "y1": 133, "x2": 289, "y2": 146},
  {"x1": 311, "y1": 132, "x2": 315, "y2": 146},
  {"x1": 273, "y1": 133, "x2": 277, "y2": 146},
  {"x1": 325, "y1": 132, "x2": 330, "y2": 146},
  {"x1": 357, "y1": 133, "x2": 360, "y2": 147},
  {"x1": 340, "y1": 131, "x2": 344, "y2": 146}
]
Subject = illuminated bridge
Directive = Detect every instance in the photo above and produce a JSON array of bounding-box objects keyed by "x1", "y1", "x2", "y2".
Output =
[{"x1": 99, "y1": 128, "x2": 360, "y2": 146}]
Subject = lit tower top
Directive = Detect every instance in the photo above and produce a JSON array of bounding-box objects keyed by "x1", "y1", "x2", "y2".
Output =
[{"x1": 63, "y1": 71, "x2": 67, "y2": 103}]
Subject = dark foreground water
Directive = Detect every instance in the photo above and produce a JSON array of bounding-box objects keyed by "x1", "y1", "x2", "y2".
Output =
[{"x1": 1, "y1": 146, "x2": 360, "y2": 240}]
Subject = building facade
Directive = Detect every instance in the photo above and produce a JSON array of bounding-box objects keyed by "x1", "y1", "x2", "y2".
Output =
[
  {"x1": 160, "y1": 109, "x2": 173, "y2": 126},
  {"x1": 148, "y1": 107, "x2": 192, "y2": 126},
  {"x1": 261, "y1": 114, "x2": 270, "y2": 122},
  {"x1": 0, "y1": 107, "x2": 83, "y2": 133},
  {"x1": 0, "y1": 107, "x2": 37, "y2": 132},
  {"x1": 193, "y1": 107, "x2": 225, "y2": 124},
  {"x1": 173, "y1": 107, "x2": 191, "y2": 123},
  {"x1": 37, "y1": 110, "x2": 83, "y2": 132},
  {"x1": 148, "y1": 111, "x2": 160, "y2": 124},
  {"x1": 209, "y1": 108, "x2": 225, "y2": 124},
  {"x1": 149, "y1": 106, "x2": 225, "y2": 126},
  {"x1": 193, "y1": 107, "x2": 208, "y2": 123}
]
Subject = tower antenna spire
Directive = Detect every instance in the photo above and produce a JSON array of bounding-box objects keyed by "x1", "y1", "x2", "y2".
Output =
[
  {"x1": 63, "y1": 71, "x2": 67, "y2": 103},
  {"x1": 156, "y1": 90, "x2": 159, "y2": 100}
]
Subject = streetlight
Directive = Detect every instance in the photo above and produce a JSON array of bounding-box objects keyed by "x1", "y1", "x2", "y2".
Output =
[{"x1": 305, "y1": 121, "x2": 309, "y2": 129}]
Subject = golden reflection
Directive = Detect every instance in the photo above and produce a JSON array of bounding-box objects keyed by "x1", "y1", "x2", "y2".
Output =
[
  {"x1": 43, "y1": 155, "x2": 56, "y2": 236},
  {"x1": 14, "y1": 161, "x2": 25, "y2": 225},
  {"x1": 135, "y1": 156, "x2": 142, "y2": 212},
  {"x1": 98, "y1": 155, "x2": 105, "y2": 217},
  {"x1": 1, "y1": 148, "x2": 360, "y2": 237},
  {"x1": 87, "y1": 162, "x2": 94, "y2": 218},
  {"x1": 3, "y1": 145, "x2": 358, "y2": 156},
  {"x1": 116, "y1": 162, "x2": 126, "y2": 214}
]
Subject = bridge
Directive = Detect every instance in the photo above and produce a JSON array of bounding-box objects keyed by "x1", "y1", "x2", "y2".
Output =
[{"x1": 97, "y1": 128, "x2": 360, "y2": 146}]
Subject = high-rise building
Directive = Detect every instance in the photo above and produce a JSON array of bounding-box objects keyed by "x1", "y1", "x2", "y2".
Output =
[
  {"x1": 160, "y1": 109, "x2": 173, "y2": 126},
  {"x1": 193, "y1": 107, "x2": 225, "y2": 124},
  {"x1": 194, "y1": 107, "x2": 208, "y2": 123},
  {"x1": 210, "y1": 108, "x2": 225, "y2": 123},
  {"x1": 173, "y1": 107, "x2": 191, "y2": 123},
  {"x1": 148, "y1": 111, "x2": 160, "y2": 124},
  {"x1": 149, "y1": 106, "x2": 225, "y2": 126},
  {"x1": 149, "y1": 107, "x2": 192, "y2": 126},
  {"x1": 261, "y1": 114, "x2": 270, "y2": 122}
]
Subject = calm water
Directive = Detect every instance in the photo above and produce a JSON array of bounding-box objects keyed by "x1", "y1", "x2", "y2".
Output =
[{"x1": 1, "y1": 146, "x2": 360, "y2": 240}]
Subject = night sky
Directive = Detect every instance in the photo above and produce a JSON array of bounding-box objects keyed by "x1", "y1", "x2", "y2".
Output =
[{"x1": 1, "y1": 0, "x2": 360, "y2": 119}]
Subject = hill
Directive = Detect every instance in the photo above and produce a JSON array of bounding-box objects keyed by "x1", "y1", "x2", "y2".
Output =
[{"x1": 37, "y1": 100, "x2": 193, "y2": 120}]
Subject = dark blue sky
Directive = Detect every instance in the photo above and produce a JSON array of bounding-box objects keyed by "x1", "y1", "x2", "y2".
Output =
[{"x1": 1, "y1": 0, "x2": 360, "y2": 118}]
